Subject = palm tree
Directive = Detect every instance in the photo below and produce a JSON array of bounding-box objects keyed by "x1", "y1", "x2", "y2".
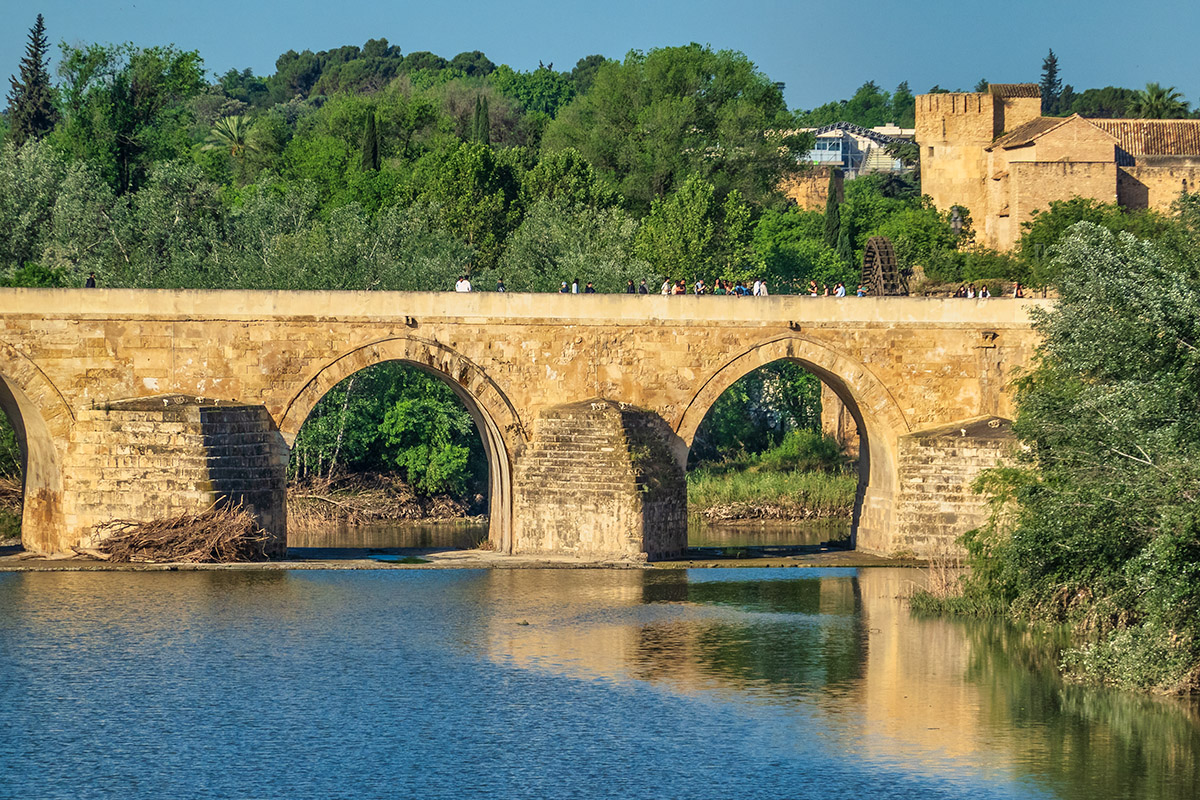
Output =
[
  {"x1": 203, "y1": 115, "x2": 257, "y2": 159},
  {"x1": 1128, "y1": 83, "x2": 1190, "y2": 119}
]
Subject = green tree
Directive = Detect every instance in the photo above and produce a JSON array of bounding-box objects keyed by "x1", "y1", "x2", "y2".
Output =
[
  {"x1": 490, "y1": 64, "x2": 575, "y2": 117},
  {"x1": 836, "y1": 207, "x2": 854, "y2": 268},
  {"x1": 6, "y1": 14, "x2": 58, "y2": 146},
  {"x1": 520, "y1": 147, "x2": 615, "y2": 209},
  {"x1": 411, "y1": 141, "x2": 521, "y2": 271},
  {"x1": 493, "y1": 198, "x2": 647, "y2": 292},
  {"x1": 450, "y1": 50, "x2": 495, "y2": 78},
  {"x1": 0, "y1": 138, "x2": 67, "y2": 272},
  {"x1": 633, "y1": 174, "x2": 759, "y2": 283},
  {"x1": 1067, "y1": 86, "x2": 1138, "y2": 118},
  {"x1": 635, "y1": 174, "x2": 715, "y2": 280},
  {"x1": 823, "y1": 169, "x2": 841, "y2": 249},
  {"x1": 1128, "y1": 82, "x2": 1190, "y2": 119},
  {"x1": 1040, "y1": 49, "x2": 1062, "y2": 114},
  {"x1": 55, "y1": 43, "x2": 206, "y2": 193},
  {"x1": 1017, "y1": 197, "x2": 1179, "y2": 286},
  {"x1": 543, "y1": 44, "x2": 807, "y2": 212},
  {"x1": 569, "y1": 55, "x2": 609, "y2": 94},
  {"x1": 690, "y1": 362, "x2": 824, "y2": 463},
  {"x1": 963, "y1": 221, "x2": 1200, "y2": 692},
  {"x1": 381, "y1": 388, "x2": 477, "y2": 495},
  {"x1": 842, "y1": 81, "x2": 891, "y2": 127},
  {"x1": 203, "y1": 114, "x2": 258, "y2": 181},
  {"x1": 361, "y1": 110, "x2": 380, "y2": 171},
  {"x1": 219, "y1": 67, "x2": 270, "y2": 108},
  {"x1": 471, "y1": 94, "x2": 490, "y2": 144},
  {"x1": 289, "y1": 362, "x2": 484, "y2": 491},
  {"x1": 891, "y1": 81, "x2": 916, "y2": 127},
  {"x1": 752, "y1": 208, "x2": 848, "y2": 292}
]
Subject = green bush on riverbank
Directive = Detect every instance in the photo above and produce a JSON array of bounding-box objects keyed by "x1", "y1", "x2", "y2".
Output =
[{"x1": 918, "y1": 209, "x2": 1200, "y2": 695}]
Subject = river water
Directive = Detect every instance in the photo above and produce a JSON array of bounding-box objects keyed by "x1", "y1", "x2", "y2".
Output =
[
  {"x1": 286, "y1": 518, "x2": 847, "y2": 552},
  {"x1": 1, "y1": 559, "x2": 1197, "y2": 798}
]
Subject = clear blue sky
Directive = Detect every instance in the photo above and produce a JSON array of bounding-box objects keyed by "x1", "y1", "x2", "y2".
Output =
[{"x1": 4, "y1": 0, "x2": 1198, "y2": 111}]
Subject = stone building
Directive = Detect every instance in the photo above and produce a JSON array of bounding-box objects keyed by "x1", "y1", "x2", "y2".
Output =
[
  {"x1": 916, "y1": 83, "x2": 1200, "y2": 250},
  {"x1": 782, "y1": 123, "x2": 915, "y2": 210}
]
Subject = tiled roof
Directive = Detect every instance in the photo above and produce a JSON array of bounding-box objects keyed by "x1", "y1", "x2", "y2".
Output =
[
  {"x1": 988, "y1": 83, "x2": 1040, "y2": 98},
  {"x1": 1088, "y1": 119, "x2": 1200, "y2": 156},
  {"x1": 988, "y1": 116, "x2": 1072, "y2": 150}
]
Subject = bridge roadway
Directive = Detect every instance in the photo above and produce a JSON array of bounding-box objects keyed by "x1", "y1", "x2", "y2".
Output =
[{"x1": 0, "y1": 289, "x2": 1047, "y2": 559}]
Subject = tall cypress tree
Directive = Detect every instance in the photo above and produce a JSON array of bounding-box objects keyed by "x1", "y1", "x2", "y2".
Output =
[
  {"x1": 360, "y1": 111, "x2": 380, "y2": 171},
  {"x1": 472, "y1": 94, "x2": 490, "y2": 145},
  {"x1": 1040, "y1": 49, "x2": 1062, "y2": 114},
  {"x1": 836, "y1": 209, "x2": 855, "y2": 269},
  {"x1": 6, "y1": 14, "x2": 58, "y2": 146},
  {"x1": 823, "y1": 168, "x2": 842, "y2": 249}
]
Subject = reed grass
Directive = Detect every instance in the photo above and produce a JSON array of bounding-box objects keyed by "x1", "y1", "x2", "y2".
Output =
[{"x1": 687, "y1": 467, "x2": 857, "y2": 518}]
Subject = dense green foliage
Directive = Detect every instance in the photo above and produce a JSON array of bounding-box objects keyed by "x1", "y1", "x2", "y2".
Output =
[
  {"x1": 542, "y1": 45, "x2": 809, "y2": 212},
  {"x1": 689, "y1": 362, "x2": 824, "y2": 466},
  {"x1": 954, "y1": 213, "x2": 1200, "y2": 692},
  {"x1": 290, "y1": 362, "x2": 485, "y2": 496},
  {"x1": 1017, "y1": 197, "x2": 1184, "y2": 287}
]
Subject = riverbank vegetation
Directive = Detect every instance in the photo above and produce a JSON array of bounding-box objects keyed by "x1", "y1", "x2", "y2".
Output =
[
  {"x1": 0, "y1": 422, "x2": 20, "y2": 542},
  {"x1": 914, "y1": 199, "x2": 1200, "y2": 694},
  {"x1": 687, "y1": 366, "x2": 856, "y2": 520}
]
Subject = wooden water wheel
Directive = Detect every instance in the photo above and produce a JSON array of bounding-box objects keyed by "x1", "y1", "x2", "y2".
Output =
[{"x1": 860, "y1": 236, "x2": 908, "y2": 296}]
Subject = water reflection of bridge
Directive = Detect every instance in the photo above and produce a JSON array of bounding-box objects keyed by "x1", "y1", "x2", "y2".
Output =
[{"x1": 479, "y1": 568, "x2": 1200, "y2": 796}]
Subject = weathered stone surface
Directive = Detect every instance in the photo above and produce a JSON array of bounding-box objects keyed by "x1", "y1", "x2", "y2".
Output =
[
  {"x1": 0, "y1": 289, "x2": 1045, "y2": 557},
  {"x1": 894, "y1": 416, "x2": 1015, "y2": 555},
  {"x1": 69, "y1": 396, "x2": 288, "y2": 556},
  {"x1": 513, "y1": 400, "x2": 686, "y2": 560}
]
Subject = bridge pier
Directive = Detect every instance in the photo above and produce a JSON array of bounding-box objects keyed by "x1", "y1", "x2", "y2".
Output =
[
  {"x1": 890, "y1": 417, "x2": 1015, "y2": 556},
  {"x1": 512, "y1": 399, "x2": 687, "y2": 561},
  {"x1": 61, "y1": 396, "x2": 288, "y2": 556}
]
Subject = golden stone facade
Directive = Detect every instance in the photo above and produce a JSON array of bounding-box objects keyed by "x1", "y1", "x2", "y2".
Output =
[
  {"x1": 917, "y1": 84, "x2": 1200, "y2": 250},
  {"x1": 0, "y1": 289, "x2": 1045, "y2": 559}
]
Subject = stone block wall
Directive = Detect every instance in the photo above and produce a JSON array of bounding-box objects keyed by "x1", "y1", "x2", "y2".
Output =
[
  {"x1": 781, "y1": 166, "x2": 843, "y2": 211},
  {"x1": 892, "y1": 416, "x2": 1014, "y2": 557},
  {"x1": 513, "y1": 400, "x2": 686, "y2": 560},
  {"x1": 1118, "y1": 163, "x2": 1200, "y2": 211},
  {"x1": 65, "y1": 396, "x2": 287, "y2": 555}
]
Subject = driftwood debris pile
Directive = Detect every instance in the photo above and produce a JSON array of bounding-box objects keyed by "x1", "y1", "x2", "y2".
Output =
[
  {"x1": 0, "y1": 474, "x2": 22, "y2": 514},
  {"x1": 93, "y1": 503, "x2": 270, "y2": 563},
  {"x1": 288, "y1": 473, "x2": 475, "y2": 530}
]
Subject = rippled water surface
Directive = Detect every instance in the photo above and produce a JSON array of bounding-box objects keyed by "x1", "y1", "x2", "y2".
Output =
[{"x1": 1, "y1": 568, "x2": 1197, "y2": 799}]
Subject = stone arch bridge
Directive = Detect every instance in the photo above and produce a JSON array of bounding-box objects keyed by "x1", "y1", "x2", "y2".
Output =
[{"x1": 0, "y1": 290, "x2": 1045, "y2": 559}]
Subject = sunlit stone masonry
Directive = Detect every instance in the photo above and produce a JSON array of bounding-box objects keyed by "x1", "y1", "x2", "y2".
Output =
[{"x1": 0, "y1": 289, "x2": 1041, "y2": 558}]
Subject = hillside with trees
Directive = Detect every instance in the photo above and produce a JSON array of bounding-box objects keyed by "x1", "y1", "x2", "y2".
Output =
[{"x1": 4, "y1": 18, "x2": 1200, "y2": 638}]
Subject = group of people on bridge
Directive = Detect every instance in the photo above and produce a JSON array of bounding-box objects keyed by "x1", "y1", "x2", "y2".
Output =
[{"x1": 449, "y1": 276, "x2": 1031, "y2": 297}]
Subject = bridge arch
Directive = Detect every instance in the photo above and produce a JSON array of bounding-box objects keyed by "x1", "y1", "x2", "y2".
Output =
[
  {"x1": 278, "y1": 336, "x2": 522, "y2": 552},
  {"x1": 674, "y1": 335, "x2": 912, "y2": 552},
  {"x1": 0, "y1": 341, "x2": 72, "y2": 553}
]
